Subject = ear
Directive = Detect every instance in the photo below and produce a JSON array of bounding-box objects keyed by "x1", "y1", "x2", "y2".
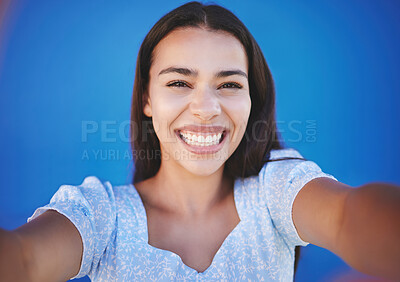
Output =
[{"x1": 143, "y1": 95, "x2": 152, "y2": 117}]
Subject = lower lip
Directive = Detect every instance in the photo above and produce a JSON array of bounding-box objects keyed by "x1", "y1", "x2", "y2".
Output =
[{"x1": 175, "y1": 131, "x2": 227, "y2": 155}]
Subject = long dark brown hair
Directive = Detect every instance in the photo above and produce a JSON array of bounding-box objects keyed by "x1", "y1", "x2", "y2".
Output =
[
  {"x1": 130, "y1": 1, "x2": 302, "y2": 273},
  {"x1": 131, "y1": 1, "x2": 284, "y2": 183}
]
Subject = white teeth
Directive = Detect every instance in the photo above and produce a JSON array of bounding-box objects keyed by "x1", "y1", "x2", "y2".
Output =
[{"x1": 179, "y1": 131, "x2": 224, "y2": 147}]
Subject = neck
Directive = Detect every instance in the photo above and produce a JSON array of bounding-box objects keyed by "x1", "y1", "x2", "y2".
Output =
[{"x1": 149, "y1": 160, "x2": 232, "y2": 218}]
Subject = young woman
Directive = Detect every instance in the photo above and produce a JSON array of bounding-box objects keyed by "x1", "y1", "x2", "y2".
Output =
[{"x1": 1, "y1": 2, "x2": 399, "y2": 281}]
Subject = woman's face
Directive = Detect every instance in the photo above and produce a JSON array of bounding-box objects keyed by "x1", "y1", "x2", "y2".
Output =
[{"x1": 145, "y1": 27, "x2": 251, "y2": 176}]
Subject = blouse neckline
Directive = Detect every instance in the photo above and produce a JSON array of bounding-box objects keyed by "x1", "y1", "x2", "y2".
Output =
[{"x1": 129, "y1": 178, "x2": 244, "y2": 275}]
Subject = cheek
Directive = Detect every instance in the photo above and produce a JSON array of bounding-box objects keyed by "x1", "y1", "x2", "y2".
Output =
[
  {"x1": 221, "y1": 96, "x2": 251, "y2": 149},
  {"x1": 150, "y1": 98, "x2": 186, "y2": 142},
  {"x1": 151, "y1": 104, "x2": 173, "y2": 137},
  {"x1": 225, "y1": 96, "x2": 252, "y2": 129}
]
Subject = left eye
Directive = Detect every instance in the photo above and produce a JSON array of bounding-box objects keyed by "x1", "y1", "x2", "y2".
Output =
[
  {"x1": 167, "y1": 80, "x2": 190, "y2": 88},
  {"x1": 219, "y1": 82, "x2": 242, "y2": 89}
]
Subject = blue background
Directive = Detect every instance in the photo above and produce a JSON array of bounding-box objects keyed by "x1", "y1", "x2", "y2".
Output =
[{"x1": 1, "y1": 0, "x2": 399, "y2": 281}]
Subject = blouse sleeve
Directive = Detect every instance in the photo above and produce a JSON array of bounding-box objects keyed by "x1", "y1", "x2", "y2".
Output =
[
  {"x1": 27, "y1": 176, "x2": 117, "y2": 279},
  {"x1": 259, "y1": 149, "x2": 337, "y2": 247}
]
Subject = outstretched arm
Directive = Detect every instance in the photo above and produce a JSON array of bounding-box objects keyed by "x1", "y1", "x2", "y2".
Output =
[
  {"x1": 0, "y1": 210, "x2": 83, "y2": 282},
  {"x1": 293, "y1": 178, "x2": 400, "y2": 280}
]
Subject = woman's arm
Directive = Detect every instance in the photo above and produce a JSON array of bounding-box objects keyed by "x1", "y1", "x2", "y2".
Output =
[
  {"x1": 293, "y1": 178, "x2": 400, "y2": 280},
  {"x1": 0, "y1": 210, "x2": 83, "y2": 282}
]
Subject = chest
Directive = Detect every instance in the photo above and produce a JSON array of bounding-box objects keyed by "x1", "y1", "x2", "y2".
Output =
[
  {"x1": 146, "y1": 203, "x2": 240, "y2": 273},
  {"x1": 110, "y1": 210, "x2": 295, "y2": 281}
]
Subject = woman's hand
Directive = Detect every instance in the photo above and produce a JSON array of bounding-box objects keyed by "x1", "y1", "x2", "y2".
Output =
[{"x1": 293, "y1": 178, "x2": 400, "y2": 280}]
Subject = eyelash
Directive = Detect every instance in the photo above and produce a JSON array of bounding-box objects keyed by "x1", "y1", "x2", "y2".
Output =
[
  {"x1": 167, "y1": 80, "x2": 191, "y2": 88},
  {"x1": 166, "y1": 80, "x2": 243, "y2": 89},
  {"x1": 220, "y1": 82, "x2": 243, "y2": 89}
]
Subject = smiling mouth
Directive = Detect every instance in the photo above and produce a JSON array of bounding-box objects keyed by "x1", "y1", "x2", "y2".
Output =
[{"x1": 177, "y1": 130, "x2": 226, "y2": 147}]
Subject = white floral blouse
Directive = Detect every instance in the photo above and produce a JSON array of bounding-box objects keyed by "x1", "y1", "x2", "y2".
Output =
[{"x1": 28, "y1": 148, "x2": 336, "y2": 281}]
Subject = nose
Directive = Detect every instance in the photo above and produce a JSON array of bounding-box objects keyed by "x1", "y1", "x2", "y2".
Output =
[{"x1": 189, "y1": 86, "x2": 221, "y2": 121}]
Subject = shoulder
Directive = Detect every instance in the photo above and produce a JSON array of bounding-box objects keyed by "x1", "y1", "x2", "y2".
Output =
[
  {"x1": 237, "y1": 148, "x2": 307, "y2": 191},
  {"x1": 235, "y1": 148, "x2": 308, "y2": 209},
  {"x1": 259, "y1": 148, "x2": 304, "y2": 184},
  {"x1": 28, "y1": 175, "x2": 140, "y2": 246},
  {"x1": 28, "y1": 176, "x2": 140, "y2": 279},
  {"x1": 49, "y1": 176, "x2": 113, "y2": 201},
  {"x1": 259, "y1": 148, "x2": 335, "y2": 186},
  {"x1": 269, "y1": 147, "x2": 303, "y2": 159},
  {"x1": 49, "y1": 176, "x2": 136, "y2": 206},
  {"x1": 245, "y1": 148, "x2": 337, "y2": 247}
]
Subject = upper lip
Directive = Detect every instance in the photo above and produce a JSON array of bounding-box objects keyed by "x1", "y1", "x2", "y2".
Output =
[{"x1": 176, "y1": 124, "x2": 227, "y2": 134}]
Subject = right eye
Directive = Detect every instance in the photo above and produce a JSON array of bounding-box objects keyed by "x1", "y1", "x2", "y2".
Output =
[{"x1": 166, "y1": 80, "x2": 191, "y2": 88}]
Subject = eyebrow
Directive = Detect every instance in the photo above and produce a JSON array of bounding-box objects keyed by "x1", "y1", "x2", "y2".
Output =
[
  {"x1": 216, "y1": 70, "x2": 248, "y2": 79},
  {"x1": 158, "y1": 67, "x2": 248, "y2": 79},
  {"x1": 159, "y1": 67, "x2": 198, "y2": 77}
]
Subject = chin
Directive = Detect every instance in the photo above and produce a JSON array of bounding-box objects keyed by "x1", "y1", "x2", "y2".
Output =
[
  {"x1": 180, "y1": 159, "x2": 225, "y2": 177},
  {"x1": 160, "y1": 144, "x2": 232, "y2": 177}
]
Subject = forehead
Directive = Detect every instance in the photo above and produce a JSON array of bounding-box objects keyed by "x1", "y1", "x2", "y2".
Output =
[{"x1": 151, "y1": 27, "x2": 248, "y2": 74}]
